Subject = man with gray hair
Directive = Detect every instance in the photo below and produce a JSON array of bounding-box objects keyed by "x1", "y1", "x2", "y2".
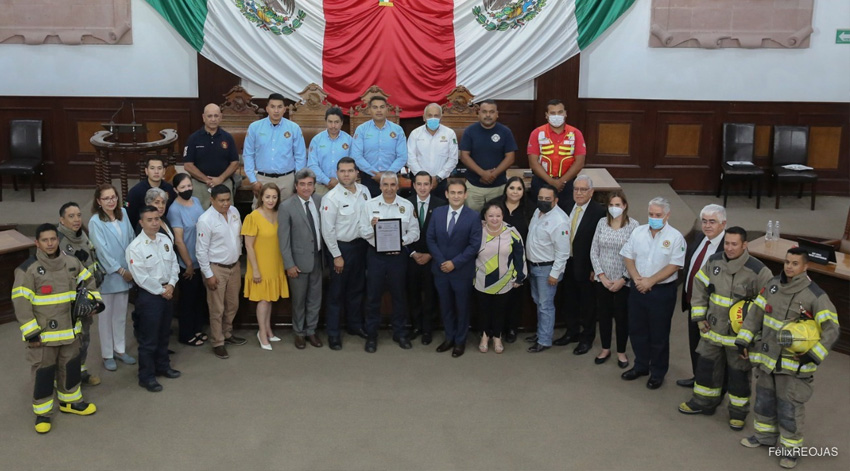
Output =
[
  {"x1": 279, "y1": 168, "x2": 324, "y2": 349},
  {"x1": 620, "y1": 197, "x2": 686, "y2": 389},
  {"x1": 407, "y1": 103, "x2": 459, "y2": 197},
  {"x1": 676, "y1": 204, "x2": 727, "y2": 388},
  {"x1": 359, "y1": 171, "x2": 419, "y2": 352}
]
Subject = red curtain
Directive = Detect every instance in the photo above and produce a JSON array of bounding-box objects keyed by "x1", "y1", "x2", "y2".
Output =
[{"x1": 322, "y1": 0, "x2": 457, "y2": 118}]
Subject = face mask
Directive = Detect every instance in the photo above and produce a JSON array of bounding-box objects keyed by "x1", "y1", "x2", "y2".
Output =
[
  {"x1": 178, "y1": 189, "x2": 193, "y2": 201},
  {"x1": 648, "y1": 217, "x2": 665, "y2": 230},
  {"x1": 547, "y1": 115, "x2": 565, "y2": 127},
  {"x1": 537, "y1": 200, "x2": 553, "y2": 213},
  {"x1": 608, "y1": 206, "x2": 624, "y2": 218},
  {"x1": 426, "y1": 118, "x2": 440, "y2": 131}
]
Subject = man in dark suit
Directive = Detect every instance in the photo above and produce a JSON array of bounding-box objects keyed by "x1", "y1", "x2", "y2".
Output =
[
  {"x1": 676, "y1": 204, "x2": 726, "y2": 387},
  {"x1": 427, "y1": 178, "x2": 482, "y2": 358},
  {"x1": 279, "y1": 168, "x2": 324, "y2": 349},
  {"x1": 406, "y1": 171, "x2": 447, "y2": 345},
  {"x1": 553, "y1": 175, "x2": 607, "y2": 354}
]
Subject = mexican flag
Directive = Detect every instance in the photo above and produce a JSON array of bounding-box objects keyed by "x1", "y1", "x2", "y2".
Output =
[{"x1": 148, "y1": 0, "x2": 634, "y2": 117}]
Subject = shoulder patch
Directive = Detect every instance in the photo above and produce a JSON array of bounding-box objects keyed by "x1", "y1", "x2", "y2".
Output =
[
  {"x1": 743, "y1": 256, "x2": 767, "y2": 273},
  {"x1": 18, "y1": 255, "x2": 37, "y2": 272},
  {"x1": 807, "y1": 282, "x2": 826, "y2": 298}
]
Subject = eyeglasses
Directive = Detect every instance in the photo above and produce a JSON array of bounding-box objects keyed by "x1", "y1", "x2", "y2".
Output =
[
  {"x1": 100, "y1": 196, "x2": 118, "y2": 202},
  {"x1": 573, "y1": 187, "x2": 591, "y2": 194}
]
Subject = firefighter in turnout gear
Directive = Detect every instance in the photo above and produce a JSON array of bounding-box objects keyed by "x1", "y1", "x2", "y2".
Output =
[
  {"x1": 12, "y1": 224, "x2": 103, "y2": 434},
  {"x1": 735, "y1": 247, "x2": 840, "y2": 469},
  {"x1": 678, "y1": 227, "x2": 773, "y2": 430},
  {"x1": 57, "y1": 202, "x2": 103, "y2": 386}
]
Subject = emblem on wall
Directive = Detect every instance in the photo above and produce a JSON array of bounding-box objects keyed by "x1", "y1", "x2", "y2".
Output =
[
  {"x1": 473, "y1": 0, "x2": 547, "y2": 32},
  {"x1": 235, "y1": 0, "x2": 307, "y2": 36}
]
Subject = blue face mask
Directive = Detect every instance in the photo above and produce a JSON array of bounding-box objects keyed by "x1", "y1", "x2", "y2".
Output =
[
  {"x1": 426, "y1": 118, "x2": 440, "y2": 131},
  {"x1": 648, "y1": 217, "x2": 665, "y2": 230}
]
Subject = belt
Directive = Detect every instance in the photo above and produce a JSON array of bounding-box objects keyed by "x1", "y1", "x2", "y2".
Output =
[
  {"x1": 528, "y1": 260, "x2": 554, "y2": 267},
  {"x1": 257, "y1": 170, "x2": 294, "y2": 178},
  {"x1": 212, "y1": 261, "x2": 238, "y2": 269}
]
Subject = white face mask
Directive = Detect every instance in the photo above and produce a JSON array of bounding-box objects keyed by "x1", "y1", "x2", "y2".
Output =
[
  {"x1": 547, "y1": 115, "x2": 565, "y2": 127},
  {"x1": 608, "y1": 206, "x2": 624, "y2": 218}
]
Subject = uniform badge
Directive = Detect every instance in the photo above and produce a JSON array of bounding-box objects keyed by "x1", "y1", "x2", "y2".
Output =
[
  {"x1": 284, "y1": 131, "x2": 291, "y2": 138},
  {"x1": 363, "y1": 194, "x2": 368, "y2": 200},
  {"x1": 37, "y1": 266, "x2": 45, "y2": 275},
  {"x1": 342, "y1": 143, "x2": 349, "y2": 150},
  {"x1": 49, "y1": 320, "x2": 58, "y2": 329},
  {"x1": 164, "y1": 244, "x2": 170, "y2": 252},
  {"x1": 390, "y1": 132, "x2": 397, "y2": 139},
  {"x1": 713, "y1": 266, "x2": 721, "y2": 275},
  {"x1": 762, "y1": 343, "x2": 769, "y2": 353},
  {"x1": 491, "y1": 134, "x2": 501, "y2": 143},
  {"x1": 662, "y1": 240, "x2": 671, "y2": 248},
  {"x1": 399, "y1": 206, "x2": 405, "y2": 214},
  {"x1": 710, "y1": 316, "x2": 717, "y2": 325},
  {"x1": 221, "y1": 141, "x2": 228, "y2": 149},
  {"x1": 67, "y1": 244, "x2": 74, "y2": 253},
  {"x1": 41, "y1": 286, "x2": 52, "y2": 294},
  {"x1": 769, "y1": 285, "x2": 778, "y2": 294},
  {"x1": 183, "y1": 146, "x2": 188, "y2": 157},
  {"x1": 440, "y1": 136, "x2": 447, "y2": 141}
]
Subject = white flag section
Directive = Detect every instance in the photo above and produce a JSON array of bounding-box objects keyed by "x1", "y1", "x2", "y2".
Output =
[
  {"x1": 454, "y1": 0, "x2": 580, "y2": 100},
  {"x1": 201, "y1": 0, "x2": 325, "y2": 99}
]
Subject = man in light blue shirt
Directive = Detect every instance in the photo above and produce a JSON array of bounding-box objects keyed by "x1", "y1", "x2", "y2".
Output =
[
  {"x1": 307, "y1": 107, "x2": 351, "y2": 197},
  {"x1": 243, "y1": 93, "x2": 307, "y2": 201},
  {"x1": 350, "y1": 96, "x2": 407, "y2": 197}
]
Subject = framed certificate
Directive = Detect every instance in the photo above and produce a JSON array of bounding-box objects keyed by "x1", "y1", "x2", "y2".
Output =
[{"x1": 375, "y1": 218, "x2": 402, "y2": 253}]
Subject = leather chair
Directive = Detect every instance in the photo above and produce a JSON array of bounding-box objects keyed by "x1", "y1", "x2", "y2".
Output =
[
  {"x1": 0, "y1": 120, "x2": 46, "y2": 202},
  {"x1": 716, "y1": 123, "x2": 763, "y2": 208},
  {"x1": 769, "y1": 125, "x2": 817, "y2": 210}
]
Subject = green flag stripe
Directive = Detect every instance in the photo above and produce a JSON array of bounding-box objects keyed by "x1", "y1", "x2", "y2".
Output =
[
  {"x1": 146, "y1": 0, "x2": 208, "y2": 52},
  {"x1": 575, "y1": 0, "x2": 635, "y2": 50}
]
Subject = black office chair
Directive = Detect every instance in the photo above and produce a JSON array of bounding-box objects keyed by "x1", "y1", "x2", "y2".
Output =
[
  {"x1": 769, "y1": 125, "x2": 817, "y2": 210},
  {"x1": 0, "y1": 120, "x2": 46, "y2": 202},
  {"x1": 717, "y1": 123, "x2": 763, "y2": 208}
]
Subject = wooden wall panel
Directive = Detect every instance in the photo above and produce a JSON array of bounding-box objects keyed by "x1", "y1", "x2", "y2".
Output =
[
  {"x1": 664, "y1": 124, "x2": 702, "y2": 157},
  {"x1": 808, "y1": 126, "x2": 842, "y2": 169},
  {"x1": 597, "y1": 123, "x2": 630, "y2": 155}
]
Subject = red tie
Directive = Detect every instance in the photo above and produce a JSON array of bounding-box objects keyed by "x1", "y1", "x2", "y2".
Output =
[{"x1": 686, "y1": 240, "x2": 710, "y2": 304}]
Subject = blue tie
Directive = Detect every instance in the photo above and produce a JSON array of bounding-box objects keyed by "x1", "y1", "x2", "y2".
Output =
[{"x1": 448, "y1": 210, "x2": 457, "y2": 236}]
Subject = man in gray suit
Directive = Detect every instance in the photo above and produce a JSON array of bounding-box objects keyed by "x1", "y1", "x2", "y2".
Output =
[{"x1": 278, "y1": 169, "x2": 324, "y2": 349}]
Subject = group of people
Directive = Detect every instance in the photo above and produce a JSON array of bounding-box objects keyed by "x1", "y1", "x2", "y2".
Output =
[{"x1": 11, "y1": 94, "x2": 840, "y2": 470}]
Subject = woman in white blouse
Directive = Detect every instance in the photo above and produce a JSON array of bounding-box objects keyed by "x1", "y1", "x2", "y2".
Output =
[{"x1": 589, "y1": 190, "x2": 638, "y2": 368}]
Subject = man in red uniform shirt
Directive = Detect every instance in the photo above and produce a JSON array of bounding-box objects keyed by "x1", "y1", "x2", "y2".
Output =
[{"x1": 527, "y1": 99, "x2": 587, "y2": 212}]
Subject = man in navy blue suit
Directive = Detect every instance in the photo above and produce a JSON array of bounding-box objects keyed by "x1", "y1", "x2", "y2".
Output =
[{"x1": 427, "y1": 178, "x2": 482, "y2": 358}]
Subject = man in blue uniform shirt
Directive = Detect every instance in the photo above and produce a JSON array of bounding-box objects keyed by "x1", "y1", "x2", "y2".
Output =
[
  {"x1": 243, "y1": 93, "x2": 307, "y2": 201},
  {"x1": 307, "y1": 107, "x2": 351, "y2": 197},
  {"x1": 350, "y1": 96, "x2": 407, "y2": 198}
]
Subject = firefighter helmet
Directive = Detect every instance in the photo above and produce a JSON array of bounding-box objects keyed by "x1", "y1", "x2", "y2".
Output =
[
  {"x1": 777, "y1": 319, "x2": 821, "y2": 354},
  {"x1": 729, "y1": 300, "x2": 752, "y2": 334}
]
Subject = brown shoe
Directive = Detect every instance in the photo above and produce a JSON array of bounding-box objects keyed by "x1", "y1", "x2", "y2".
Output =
[
  {"x1": 213, "y1": 346, "x2": 229, "y2": 359},
  {"x1": 294, "y1": 336, "x2": 307, "y2": 349},
  {"x1": 307, "y1": 334, "x2": 323, "y2": 348}
]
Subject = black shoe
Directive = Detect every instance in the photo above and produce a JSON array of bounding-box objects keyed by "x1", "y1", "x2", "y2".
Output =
[
  {"x1": 573, "y1": 343, "x2": 592, "y2": 355},
  {"x1": 553, "y1": 333, "x2": 580, "y2": 346},
  {"x1": 328, "y1": 336, "x2": 342, "y2": 351},
  {"x1": 594, "y1": 354, "x2": 610, "y2": 365},
  {"x1": 409, "y1": 329, "x2": 421, "y2": 340},
  {"x1": 621, "y1": 368, "x2": 649, "y2": 381},
  {"x1": 421, "y1": 332, "x2": 432, "y2": 345},
  {"x1": 155, "y1": 368, "x2": 181, "y2": 379},
  {"x1": 676, "y1": 377, "x2": 695, "y2": 388},
  {"x1": 504, "y1": 329, "x2": 517, "y2": 343},
  {"x1": 347, "y1": 328, "x2": 368, "y2": 339},
  {"x1": 364, "y1": 339, "x2": 377, "y2": 353},
  {"x1": 524, "y1": 334, "x2": 538, "y2": 344},
  {"x1": 436, "y1": 340, "x2": 454, "y2": 353},
  {"x1": 225, "y1": 335, "x2": 247, "y2": 346},
  {"x1": 393, "y1": 336, "x2": 413, "y2": 350},
  {"x1": 527, "y1": 343, "x2": 550, "y2": 353},
  {"x1": 646, "y1": 377, "x2": 664, "y2": 390},
  {"x1": 617, "y1": 359, "x2": 630, "y2": 369},
  {"x1": 139, "y1": 380, "x2": 163, "y2": 392},
  {"x1": 451, "y1": 344, "x2": 465, "y2": 358}
]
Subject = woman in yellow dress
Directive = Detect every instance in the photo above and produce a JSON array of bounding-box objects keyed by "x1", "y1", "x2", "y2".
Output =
[{"x1": 242, "y1": 183, "x2": 289, "y2": 350}]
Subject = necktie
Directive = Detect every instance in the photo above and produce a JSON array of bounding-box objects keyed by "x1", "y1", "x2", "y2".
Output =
[
  {"x1": 686, "y1": 240, "x2": 710, "y2": 303},
  {"x1": 570, "y1": 207, "x2": 582, "y2": 244},
  {"x1": 448, "y1": 210, "x2": 457, "y2": 236},
  {"x1": 305, "y1": 201, "x2": 318, "y2": 249},
  {"x1": 419, "y1": 201, "x2": 426, "y2": 230}
]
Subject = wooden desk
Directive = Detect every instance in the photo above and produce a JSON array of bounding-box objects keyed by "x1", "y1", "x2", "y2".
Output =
[
  {"x1": 748, "y1": 236, "x2": 850, "y2": 355},
  {"x1": 0, "y1": 230, "x2": 35, "y2": 325}
]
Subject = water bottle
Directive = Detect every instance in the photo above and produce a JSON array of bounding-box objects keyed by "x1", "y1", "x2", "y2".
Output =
[
  {"x1": 766, "y1": 220, "x2": 773, "y2": 241},
  {"x1": 774, "y1": 220, "x2": 780, "y2": 241}
]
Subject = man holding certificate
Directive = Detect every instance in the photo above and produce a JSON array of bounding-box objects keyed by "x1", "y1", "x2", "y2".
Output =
[{"x1": 359, "y1": 172, "x2": 419, "y2": 353}]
